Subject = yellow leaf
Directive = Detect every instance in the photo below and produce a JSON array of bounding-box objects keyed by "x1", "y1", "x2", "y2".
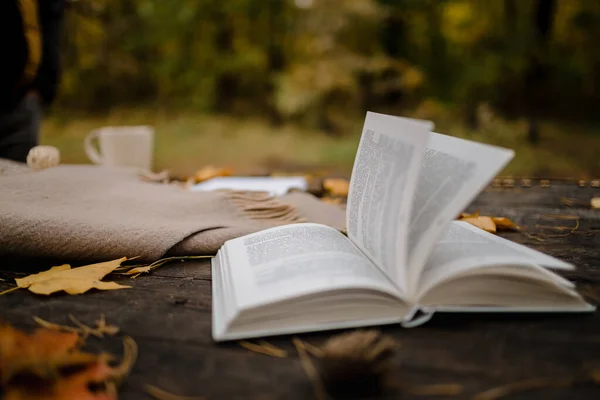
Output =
[
  {"x1": 491, "y1": 217, "x2": 519, "y2": 231},
  {"x1": 121, "y1": 266, "x2": 152, "y2": 276},
  {"x1": 15, "y1": 258, "x2": 130, "y2": 296},
  {"x1": 591, "y1": 197, "x2": 600, "y2": 209},
  {"x1": 193, "y1": 165, "x2": 233, "y2": 183},
  {"x1": 15, "y1": 264, "x2": 71, "y2": 288},
  {"x1": 460, "y1": 216, "x2": 497, "y2": 233},
  {"x1": 29, "y1": 280, "x2": 129, "y2": 296},
  {"x1": 323, "y1": 178, "x2": 349, "y2": 197}
]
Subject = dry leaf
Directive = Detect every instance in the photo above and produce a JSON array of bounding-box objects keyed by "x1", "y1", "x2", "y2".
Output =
[
  {"x1": 238, "y1": 340, "x2": 287, "y2": 358},
  {"x1": 293, "y1": 338, "x2": 328, "y2": 400},
  {"x1": 0, "y1": 323, "x2": 84, "y2": 385},
  {"x1": 0, "y1": 322, "x2": 135, "y2": 400},
  {"x1": 491, "y1": 217, "x2": 519, "y2": 231},
  {"x1": 14, "y1": 258, "x2": 130, "y2": 296},
  {"x1": 591, "y1": 197, "x2": 600, "y2": 209},
  {"x1": 323, "y1": 178, "x2": 349, "y2": 197},
  {"x1": 193, "y1": 165, "x2": 233, "y2": 183},
  {"x1": 318, "y1": 330, "x2": 398, "y2": 398},
  {"x1": 40, "y1": 358, "x2": 116, "y2": 400},
  {"x1": 116, "y1": 255, "x2": 214, "y2": 278},
  {"x1": 121, "y1": 266, "x2": 152, "y2": 279},
  {"x1": 460, "y1": 216, "x2": 496, "y2": 233}
]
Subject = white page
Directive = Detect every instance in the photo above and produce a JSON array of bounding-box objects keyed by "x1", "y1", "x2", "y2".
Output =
[
  {"x1": 223, "y1": 223, "x2": 403, "y2": 310},
  {"x1": 346, "y1": 112, "x2": 432, "y2": 292},
  {"x1": 406, "y1": 132, "x2": 514, "y2": 294},
  {"x1": 190, "y1": 176, "x2": 308, "y2": 196},
  {"x1": 416, "y1": 221, "x2": 574, "y2": 298}
]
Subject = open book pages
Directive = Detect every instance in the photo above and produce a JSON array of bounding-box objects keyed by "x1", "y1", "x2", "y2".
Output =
[
  {"x1": 346, "y1": 112, "x2": 516, "y2": 295},
  {"x1": 212, "y1": 222, "x2": 591, "y2": 341},
  {"x1": 211, "y1": 111, "x2": 594, "y2": 342}
]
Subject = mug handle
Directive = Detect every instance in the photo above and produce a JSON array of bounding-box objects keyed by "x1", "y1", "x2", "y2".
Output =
[{"x1": 84, "y1": 130, "x2": 104, "y2": 164}]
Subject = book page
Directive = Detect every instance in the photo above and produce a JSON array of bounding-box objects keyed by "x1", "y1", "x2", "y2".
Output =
[
  {"x1": 346, "y1": 112, "x2": 432, "y2": 292},
  {"x1": 416, "y1": 221, "x2": 575, "y2": 298},
  {"x1": 222, "y1": 223, "x2": 403, "y2": 308},
  {"x1": 406, "y1": 132, "x2": 514, "y2": 293}
]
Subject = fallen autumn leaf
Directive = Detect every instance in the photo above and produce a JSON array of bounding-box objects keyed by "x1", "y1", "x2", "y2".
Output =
[
  {"x1": 323, "y1": 178, "x2": 350, "y2": 197},
  {"x1": 13, "y1": 258, "x2": 130, "y2": 296},
  {"x1": 0, "y1": 322, "x2": 137, "y2": 400}
]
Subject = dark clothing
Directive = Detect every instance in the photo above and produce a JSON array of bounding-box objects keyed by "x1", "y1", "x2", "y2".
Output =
[
  {"x1": 0, "y1": 1, "x2": 30, "y2": 111},
  {"x1": 0, "y1": 0, "x2": 64, "y2": 162},
  {"x1": 32, "y1": 0, "x2": 66, "y2": 107},
  {"x1": 0, "y1": 0, "x2": 65, "y2": 110},
  {"x1": 0, "y1": 95, "x2": 41, "y2": 162}
]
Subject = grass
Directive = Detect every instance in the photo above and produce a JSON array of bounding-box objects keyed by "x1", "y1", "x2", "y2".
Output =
[{"x1": 41, "y1": 108, "x2": 600, "y2": 179}]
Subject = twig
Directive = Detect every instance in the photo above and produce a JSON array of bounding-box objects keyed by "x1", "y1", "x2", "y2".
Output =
[
  {"x1": 542, "y1": 214, "x2": 580, "y2": 220},
  {"x1": 114, "y1": 255, "x2": 214, "y2": 275},
  {"x1": 33, "y1": 316, "x2": 81, "y2": 333},
  {"x1": 112, "y1": 336, "x2": 138, "y2": 385},
  {"x1": 238, "y1": 340, "x2": 287, "y2": 358},
  {"x1": 473, "y1": 377, "x2": 574, "y2": 400},
  {"x1": 293, "y1": 337, "x2": 329, "y2": 400},
  {"x1": 0, "y1": 286, "x2": 20, "y2": 296},
  {"x1": 144, "y1": 384, "x2": 205, "y2": 400},
  {"x1": 404, "y1": 383, "x2": 463, "y2": 396},
  {"x1": 303, "y1": 341, "x2": 325, "y2": 358}
]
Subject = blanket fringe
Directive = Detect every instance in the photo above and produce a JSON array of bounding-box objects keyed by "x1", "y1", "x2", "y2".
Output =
[{"x1": 225, "y1": 190, "x2": 307, "y2": 223}]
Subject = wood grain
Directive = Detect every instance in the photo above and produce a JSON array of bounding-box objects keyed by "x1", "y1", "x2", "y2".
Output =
[{"x1": 1, "y1": 182, "x2": 599, "y2": 399}]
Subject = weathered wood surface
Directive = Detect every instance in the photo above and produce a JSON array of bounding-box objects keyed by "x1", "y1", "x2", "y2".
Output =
[{"x1": 1, "y1": 182, "x2": 599, "y2": 399}]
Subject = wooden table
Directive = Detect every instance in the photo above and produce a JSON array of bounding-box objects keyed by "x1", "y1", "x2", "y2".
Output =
[{"x1": 1, "y1": 181, "x2": 599, "y2": 399}]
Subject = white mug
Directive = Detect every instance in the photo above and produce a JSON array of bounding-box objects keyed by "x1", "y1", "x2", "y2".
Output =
[{"x1": 84, "y1": 126, "x2": 154, "y2": 171}]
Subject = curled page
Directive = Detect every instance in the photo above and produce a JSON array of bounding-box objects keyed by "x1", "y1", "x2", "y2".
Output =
[
  {"x1": 346, "y1": 112, "x2": 432, "y2": 292},
  {"x1": 406, "y1": 132, "x2": 514, "y2": 294}
]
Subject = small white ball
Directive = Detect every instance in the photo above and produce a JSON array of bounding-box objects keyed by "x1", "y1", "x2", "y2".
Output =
[{"x1": 27, "y1": 145, "x2": 61, "y2": 171}]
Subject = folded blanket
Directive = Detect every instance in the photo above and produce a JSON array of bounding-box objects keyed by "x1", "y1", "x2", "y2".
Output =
[{"x1": 0, "y1": 159, "x2": 346, "y2": 263}]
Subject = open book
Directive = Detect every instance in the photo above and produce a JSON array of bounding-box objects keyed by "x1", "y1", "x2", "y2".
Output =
[{"x1": 211, "y1": 112, "x2": 594, "y2": 341}]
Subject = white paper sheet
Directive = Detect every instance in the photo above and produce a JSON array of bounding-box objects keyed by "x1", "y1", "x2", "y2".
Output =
[{"x1": 190, "y1": 176, "x2": 308, "y2": 196}]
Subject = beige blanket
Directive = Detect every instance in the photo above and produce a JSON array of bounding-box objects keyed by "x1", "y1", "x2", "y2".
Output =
[{"x1": 0, "y1": 159, "x2": 345, "y2": 262}]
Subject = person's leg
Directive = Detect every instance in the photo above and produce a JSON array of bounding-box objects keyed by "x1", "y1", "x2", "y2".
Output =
[{"x1": 0, "y1": 94, "x2": 42, "y2": 163}]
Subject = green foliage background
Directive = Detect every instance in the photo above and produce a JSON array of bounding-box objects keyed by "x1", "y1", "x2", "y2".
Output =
[
  {"x1": 57, "y1": 0, "x2": 600, "y2": 124},
  {"x1": 45, "y1": 0, "x2": 600, "y2": 177}
]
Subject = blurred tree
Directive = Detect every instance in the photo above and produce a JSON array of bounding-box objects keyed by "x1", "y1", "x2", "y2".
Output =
[{"x1": 54, "y1": 0, "x2": 600, "y2": 134}]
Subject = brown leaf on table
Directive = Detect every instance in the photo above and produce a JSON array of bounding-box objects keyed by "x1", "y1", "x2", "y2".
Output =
[
  {"x1": 0, "y1": 323, "x2": 84, "y2": 385},
  {"x1": 13, "y1": 258, "x2": 130, "y2": 296},
  {"x1": 317, "y1": 329, "x2": 399, "y2": 398},
  {"x1": 459, "y1": 216, "x2": 497, "y2": 233},
  {"x1": 591, "y1": 197, "x2": 600, "y2": 209},
  {"x1": 457, "y1": 213, "x2": 519, "y2": 233},
  {"x1": 323, "y1": 178, "x2": 350, "y2": 197},
  {"x1": 3, "y1": 356, "x2": 117, "y2": 400},
  {"x1": 1, "y1": 322, "x2": 137, "y2": 400},
  {"x1": 193, "y1": 165, "x2": 233, "y2": 183},
  {"x1": 491, "y1": 217, "x2": 519, "y2": 231}
]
